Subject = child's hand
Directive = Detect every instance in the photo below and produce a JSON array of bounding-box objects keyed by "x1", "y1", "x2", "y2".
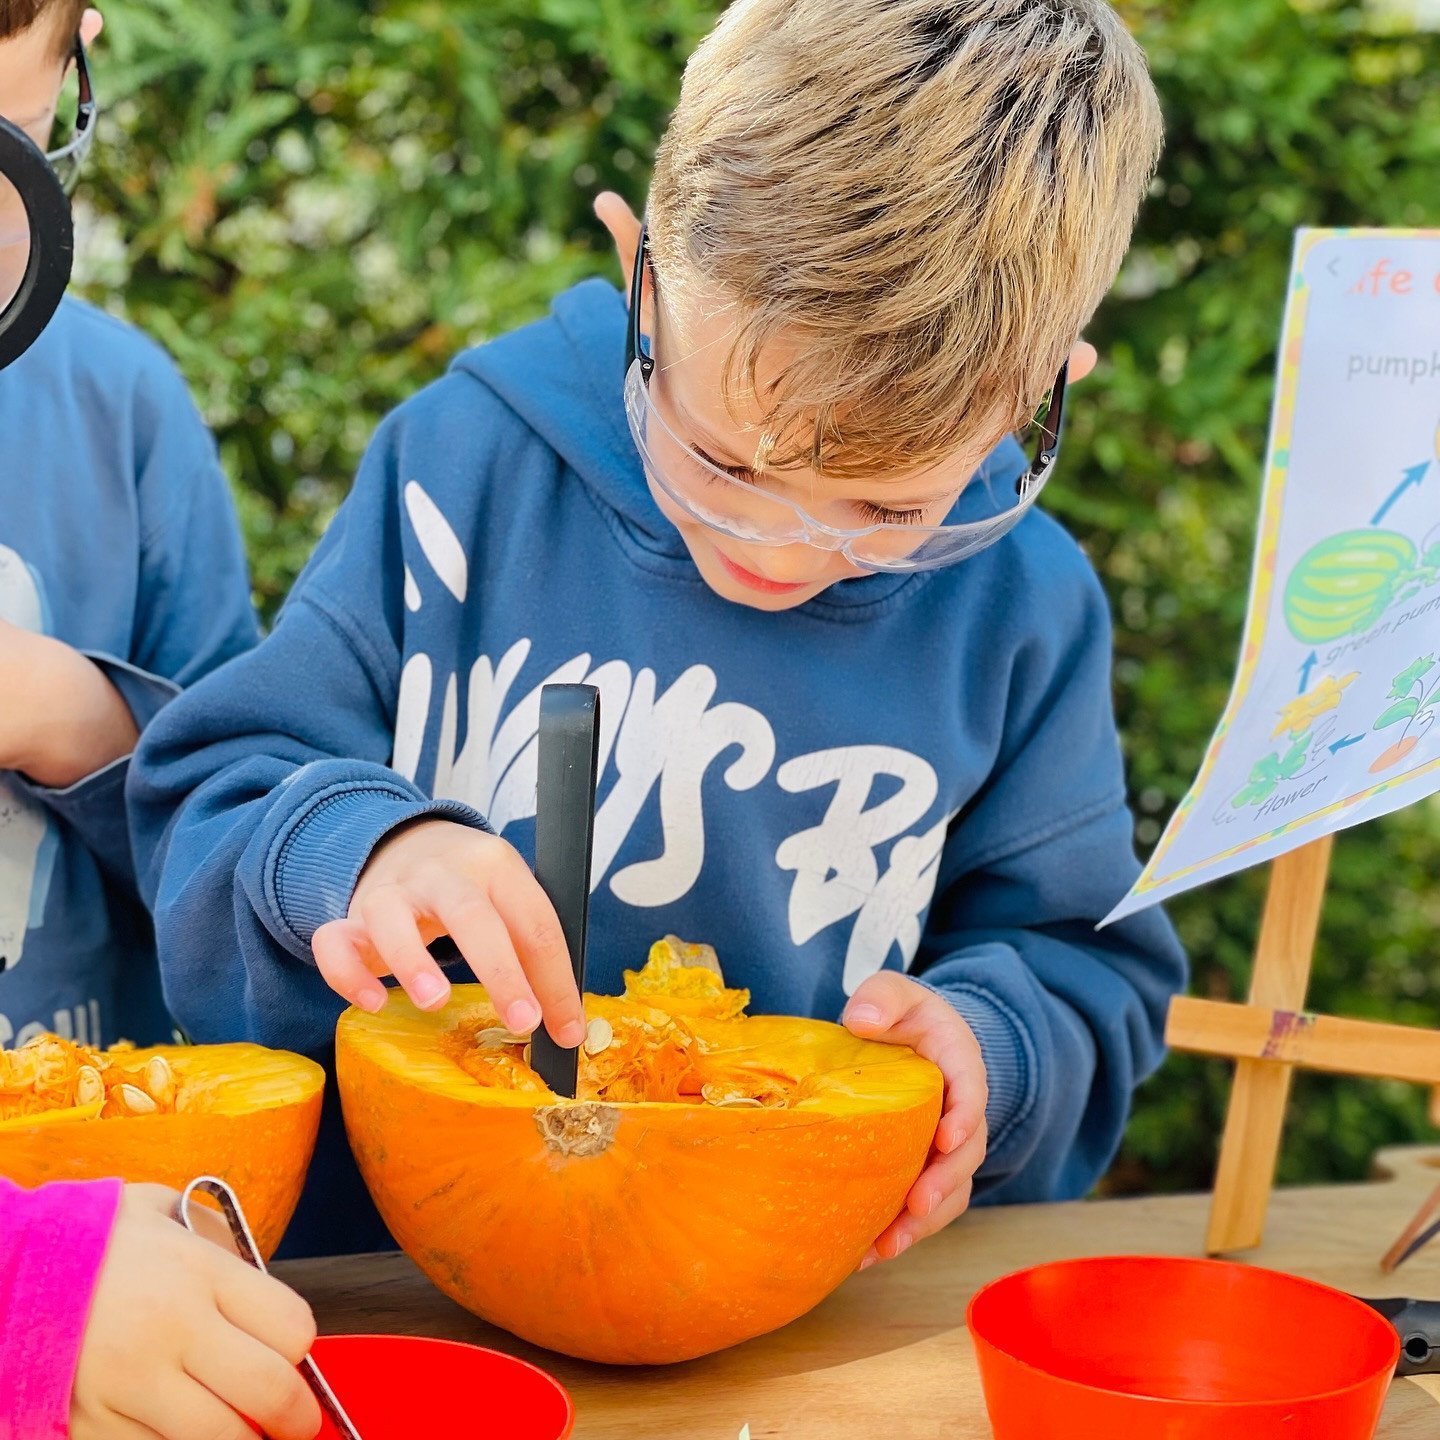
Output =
[
  {"x1": 0, "y1": 619, "x2": 139, "y2": 786},
  {"x1": 842, "y1": 972, "x2": 988, "y2": 1268},
  {"x1": 70, "y1": 1184, "x2": 321, "y2": 1440},
  {"x1": 313, "y1": 819, "x2": 588, "y2": 1047}
]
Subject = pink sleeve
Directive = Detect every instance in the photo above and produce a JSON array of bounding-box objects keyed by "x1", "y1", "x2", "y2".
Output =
[{"x1": 0, "y1": 1176, "x2": 124, "y2": 1440}]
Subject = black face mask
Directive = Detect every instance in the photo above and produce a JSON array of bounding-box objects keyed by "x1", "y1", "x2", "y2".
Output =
[{"x1": 0, "y1": 113, "x2": 73, "y2": 371}]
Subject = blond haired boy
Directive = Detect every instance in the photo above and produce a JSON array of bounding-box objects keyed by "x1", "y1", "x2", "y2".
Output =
[{"x1": 134, "y1": 0, "x2": 1186, "y2": 1258}]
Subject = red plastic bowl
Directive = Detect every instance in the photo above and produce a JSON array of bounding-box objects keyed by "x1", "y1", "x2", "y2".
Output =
[
  {"x1": 968, "y1": 1256, "x2": 1399, "y2": 1440},
  {"x1": 301, "y1": 1335, "x2": 574, "y2": 1439}
]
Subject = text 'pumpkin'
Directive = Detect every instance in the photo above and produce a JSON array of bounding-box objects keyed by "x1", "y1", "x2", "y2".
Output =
[
  {"x1": 0, "y1": 1036, "x2": 324, "y2": 1258},
  {"x1": 338, "y1": 938, "x2": 942, "y2": 1364}
]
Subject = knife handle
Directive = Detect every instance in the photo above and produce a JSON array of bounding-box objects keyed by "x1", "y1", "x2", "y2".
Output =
[{"x1": 529, "y1": 683, "x2": 601, "y2": 1099}]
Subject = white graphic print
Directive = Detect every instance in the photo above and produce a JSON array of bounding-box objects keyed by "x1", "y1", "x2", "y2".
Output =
[
  {"x1": 0, "y1": 999, "x2": 101, "y2": 1050},
  {"x1": 394, "y1": 484, "x2": 953, "y2": 989},
  {"x1": 404, "y1": 481, "x2": 469, "y2": 602},
  {"x1": 394, "y1": 644, "x2": 947, "y2": 988},
  {"x1": 776, "y1": 748, "x2": 945, "y2": 991},
  {"x1": 840, "y1": 811, "x2": 952, "y2": 994},
  {"x1": 599, "y1": 664, "x2": 775, "y2": 907},
  {"x1": 0, "y1": 545, "x2": 57, "y2": 972}
]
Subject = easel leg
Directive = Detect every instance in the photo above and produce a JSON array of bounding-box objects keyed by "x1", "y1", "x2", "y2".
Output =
[
  {"x1": 1206, "y1": 1060, "x2": 1296, "y2": 1253},
  {"x1": 1203, "y1": 836, "x2": 1334, "y2": 1255}
]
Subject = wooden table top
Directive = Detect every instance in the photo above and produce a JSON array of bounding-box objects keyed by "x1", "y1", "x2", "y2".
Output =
[{"x1": 279, "y1": 1146, "x2": 1440, "y2": 1438}]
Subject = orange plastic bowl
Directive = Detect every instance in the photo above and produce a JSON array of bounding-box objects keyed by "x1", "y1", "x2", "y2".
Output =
[
  {"x1": 302, "y1": 1335, "x2": 574, "y2": 1439},
  {"x1": 968, "y1": 1256, "x2": 1399, "y2": 1440}
]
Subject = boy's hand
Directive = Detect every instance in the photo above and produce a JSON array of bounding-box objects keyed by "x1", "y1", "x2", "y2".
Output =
[
  {"x1": 71, "y1": 1184, "x2": 321, "y2": 1440},
  {"x1": 843, "y1": 972, "x2": 988, "y2": 1268},
  {"x1": 313, "y1": 819, "x2": 587, "y2": 1047},
  {"x1": 0, "y1": 620, "x2": 139, "y2": 787}
]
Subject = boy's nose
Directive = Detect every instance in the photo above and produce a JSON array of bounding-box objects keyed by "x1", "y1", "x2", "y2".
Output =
[{"x1": 734, "y1": 542, "x2": 836, "y2": 586}]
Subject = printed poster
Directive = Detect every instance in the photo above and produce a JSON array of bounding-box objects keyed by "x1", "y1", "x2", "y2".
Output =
[{"x1": 1108, "y1": 229, "x2": 1440, "y2": 923}]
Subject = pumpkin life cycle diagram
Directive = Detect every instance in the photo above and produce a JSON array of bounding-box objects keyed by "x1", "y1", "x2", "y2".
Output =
[{"x1": 1109, "y1": 229, "x2": 1440, "y2": 923}]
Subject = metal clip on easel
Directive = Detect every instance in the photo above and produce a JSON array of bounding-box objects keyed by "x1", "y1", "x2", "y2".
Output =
[{"x1": 175, "y1": 1176, "x2": 366, "y2": 1440}]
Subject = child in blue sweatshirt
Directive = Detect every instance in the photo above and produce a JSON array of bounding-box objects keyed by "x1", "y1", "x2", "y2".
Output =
[
  {"x1": 1, "y1": 2, "x2": 257, "y2": 1053},
  {"x1": 133, "y1": 0, "x2": 1187, "y2": 1259}
]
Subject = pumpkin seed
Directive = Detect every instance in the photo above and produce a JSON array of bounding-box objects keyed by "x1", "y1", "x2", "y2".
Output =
[
  {"x1": 76, "y1": 1066, "x2": 103, "y2": 1106},
  {"x1": 145, "y1": 1056, "x2": 175, "y2": 1104},
  {"x1": 477, "y1": 1027, "x2": 529, "y2": 1050},
  {"x1": 701, "y1": 1084, "x2": 763, "y2": 1108},
  {"x1": 583, "y1": 1017, "x2": 614, "y2": 1056},
  {"x1": 119, "y1": 1084, "x2": 158, "y2": 1115},
  {"x1": 522, "y1": 1044, "x2": 533, "y2": 1067}
]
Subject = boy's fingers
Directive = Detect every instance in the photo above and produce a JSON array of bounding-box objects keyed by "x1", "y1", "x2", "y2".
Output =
[
  {"x1": 487, "y1": 867, "x2": 586, "y2": 1047},
  {"x1": 171, "y1": 1194, "x2": 244, "y2": 1260},
  {"x1": 213, "y1": 1260, "x2": 318, "y2": 1367},
  {"x1": 81, "y1": 1411, "x2": 166, "y2": 1440},
  {"x1": 935, "y1": 1098, "x2": 984, "y2": 1155},
  {"x1": 846, "y1": 976, "x2": 985, "y2": 1110},
  {"x1": 358, "y1": 885, "x2": 451, "y2": 1010},
  {"x1": 932, "y1": 1037, "x2": 987, "y2": 1147},
  {"x1": 186, "y1": 1320, "x2": 321, "y2": 1440},
  {"x1": 421, "y1": 874, "x2": 542, "y2": 1035},
  {"x1": 312, "y1": 919, "x2": 388, "y2": 1012},
  {"x1": 843, "y1": 971, "x2": 924, "y2": 1034},
  {"x1": 125, "y1": 1374, "x2": 254, "y2": 1440},
  {"x1": 877, "y1": 1174, "x2": 975, "y2": 1260},
  {"x1": 860, "y1": 1126, "x2": 987, "y2": 1263},
  {"x1": 906, "y1": 1124, "x2": 987, "y2": 1220}
]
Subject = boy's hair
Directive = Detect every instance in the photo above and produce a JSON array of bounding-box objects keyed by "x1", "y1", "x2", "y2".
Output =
[
  {"x1": 0, "y1": 0, "x2": 85, "y2": 53},
  {"x1": 649, "y1": 0, "x2": 1163, "y2": 479}
]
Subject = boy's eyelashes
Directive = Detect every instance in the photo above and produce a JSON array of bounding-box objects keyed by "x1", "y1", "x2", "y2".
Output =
[
  {"x1": 692, "y1": 444, "x2": 931, "y2": 526},
  {"x1": 854, "y1": 500, "x2": 927, "y2": 527}
]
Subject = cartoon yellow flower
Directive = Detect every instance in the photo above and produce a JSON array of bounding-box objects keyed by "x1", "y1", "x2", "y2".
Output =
[{"x1": 1272, "y1": 671, "x2": 1358, "y2": 738}]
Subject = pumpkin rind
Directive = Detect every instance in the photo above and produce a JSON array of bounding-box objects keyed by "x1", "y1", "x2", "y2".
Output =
[
  {"x1": 0, "y1": 1042, "x2": 324, "y2": 1258},
  {"x1": 337, "y1": 986, "x2": 943, "y2": 1364}
]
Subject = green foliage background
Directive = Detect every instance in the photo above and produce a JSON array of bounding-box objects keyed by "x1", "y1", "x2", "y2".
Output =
[{"x1": 76, "y1": 0, "x2": 1440, "y2": 1193}]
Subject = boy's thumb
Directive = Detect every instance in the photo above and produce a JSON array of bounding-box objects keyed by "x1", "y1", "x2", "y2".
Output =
[{"x1": 843, "y1": 971, "x2": 914, "y2": 1029}]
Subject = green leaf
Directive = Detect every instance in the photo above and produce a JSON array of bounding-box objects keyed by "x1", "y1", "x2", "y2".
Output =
[
  {"x1": 1389, "y1": 656, "x2": 1436, "y2": 697},
  {"x1": 1374, "y1": 698, "x2": 1421, "y2": 730}
]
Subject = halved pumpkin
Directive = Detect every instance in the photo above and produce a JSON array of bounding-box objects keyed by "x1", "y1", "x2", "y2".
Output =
[
  {"x1": 0, "y1": 1036, "x2": 324, "y2": 1258},
  {"x1": 338, "y1": 938, "x2": 942, "y2": 1364}
]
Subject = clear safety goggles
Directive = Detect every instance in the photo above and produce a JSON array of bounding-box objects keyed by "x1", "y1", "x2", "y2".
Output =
[{"x1": 622, "y1": 222, "x2": 1068, "y2": 573}]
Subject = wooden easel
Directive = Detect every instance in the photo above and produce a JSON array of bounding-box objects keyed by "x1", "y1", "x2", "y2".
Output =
[{"x1": 1166, "y1": 833, "x2": 1440, "y2": 1254}]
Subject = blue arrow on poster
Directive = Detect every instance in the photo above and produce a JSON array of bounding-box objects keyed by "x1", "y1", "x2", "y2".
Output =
[{"x1": 1370, "y1": 461, "x2": 1429, "y2": 526}]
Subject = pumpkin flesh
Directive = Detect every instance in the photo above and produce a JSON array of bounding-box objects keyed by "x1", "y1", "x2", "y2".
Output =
[
  {"x1": 338, "y1": 939, "x2": 943, "y2": 1364},
  {"x1": 0, "y1": 1036, "x2": 324, "y2": 1258}
]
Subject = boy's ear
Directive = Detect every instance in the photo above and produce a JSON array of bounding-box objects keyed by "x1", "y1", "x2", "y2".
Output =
[
  {"x1": 80, "y1": 8, "x2": 104, "y2": 46},
  {"x1": 1068, "y1": 339, "x2": 1097, "y2": 384},
  {"x1": 593, "y1": 191, "x2": 655, "y2": 334}
]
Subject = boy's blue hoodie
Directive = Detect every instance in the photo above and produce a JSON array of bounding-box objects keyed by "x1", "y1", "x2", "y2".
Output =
[
  {"x1": 0, "y1": 298, "x2": 258, "y2": 1051},
  {"x1": 132, "y1": 279, "x2": 1186, "y2": 1257}
]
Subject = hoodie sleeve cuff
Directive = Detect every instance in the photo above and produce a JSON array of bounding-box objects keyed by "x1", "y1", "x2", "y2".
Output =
[
  {"x1": 10, "y1": 657, "x2": 181, "y2": 879},
  {"x1": 267, "y1": 781, "x2": 492, "y2": 952},
  {"x1": 0, "y1": 1176, "x2": 123, "y2": 1439},
  {"x1": 81, "y1": 652, "x2": 182, "y2": 733},
  {"x1": 914, "y1": 979, "x2": 1038, "y2": 1153}
]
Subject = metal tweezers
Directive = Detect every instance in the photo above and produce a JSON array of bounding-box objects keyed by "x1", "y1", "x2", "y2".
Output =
[{"x1": 175, "y1": 1175, "x2": 365, "y2": 1440}]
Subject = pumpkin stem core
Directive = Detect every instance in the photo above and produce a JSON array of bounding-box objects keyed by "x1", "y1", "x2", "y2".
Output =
[{"x1": 535, "y1": 1101, "x2": 619, "y2": 1157}]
